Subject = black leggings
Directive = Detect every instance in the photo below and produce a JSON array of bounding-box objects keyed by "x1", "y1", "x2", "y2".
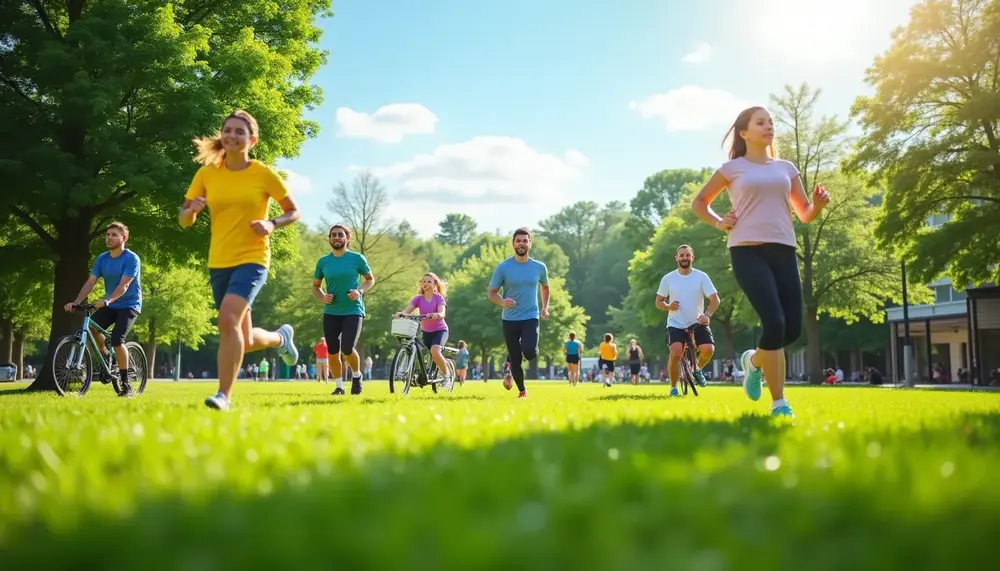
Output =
[
  {"x1": 730, "y1": 244, "x2": 802, "y2": 351},
  {"x1": 323, "y1": 314, "x2": 363, "y2": 356},
  {"x1": 502, "y1": 318, "x2": 539, "y2": 392}
]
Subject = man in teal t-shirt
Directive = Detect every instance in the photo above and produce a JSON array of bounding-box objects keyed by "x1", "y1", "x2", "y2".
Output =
[{"x1": 313, "y1": 224, "x2": 375, "y2": 396}]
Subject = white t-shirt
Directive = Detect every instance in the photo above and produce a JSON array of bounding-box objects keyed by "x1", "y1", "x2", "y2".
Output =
[{"x1": 655, "y1": 269, "x2": 719, "y2": 329}]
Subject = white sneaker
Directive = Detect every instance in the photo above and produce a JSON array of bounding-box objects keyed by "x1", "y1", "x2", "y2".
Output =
[
  {"x1": 740, "y1": 349, "x2": 764, "y2": 401},
  {"x1": 204, "y1": 392, "x2": 230, "y2": 411},
  {"x1": 277, "y1": 324, "x2": 298, "y2": 366}
]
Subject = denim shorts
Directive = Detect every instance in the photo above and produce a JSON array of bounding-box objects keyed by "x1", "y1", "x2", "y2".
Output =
[{"x1": 208, "y1": 263, "x2": 268, "y2": 310}]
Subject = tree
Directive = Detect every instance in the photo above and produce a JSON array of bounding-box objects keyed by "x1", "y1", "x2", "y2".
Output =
[
  {"x1": 326, "y1": 171, "x2": 391, "y2": 257},
  {"x1": 623, "y1": 168, "x2": 713, "y2": 250},
  {"x1": 772, "y1": 83, "x2": 929, "y2": 384},
  {"x1": 1, "y1": 0, "x2": 332, "y2": 392},
  {"x1": 435, "y1": 213, "x2": 479, "y2": 246},
  {"x1": 846, "y1": 0, "x2": 1000, "y2": 287},
  {"x1": 130, "y1": 263, "x2": 217, "y2": 377}
]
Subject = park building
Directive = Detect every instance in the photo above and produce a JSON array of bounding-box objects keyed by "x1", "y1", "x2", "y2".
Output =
[{"x1": 884, "y1": 212, "x2": 1000, "y2": 385}]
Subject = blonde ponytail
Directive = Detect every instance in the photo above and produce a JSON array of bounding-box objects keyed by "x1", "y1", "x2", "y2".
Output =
[{"x1": 192, "y1": 110, "x2": 260, "y2": 166}]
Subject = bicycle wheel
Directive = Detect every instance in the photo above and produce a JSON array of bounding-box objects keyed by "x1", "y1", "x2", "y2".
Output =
[
  {"x1": 389, "y1": 344, "x2": 415, "y2": 395},
  {"x1": 685, "y1": 344, "x2": 700, "y2": 397},
  {"x1": 445, "y1": 359, "x2": 457, "y2": 392},
  {"x1": 679, "y1": 357, "x2": 691, "y2": 395},
  {"x1": 51, "y1": 335, "x2": 93, "y2": 397},
  {"x1": 119, "y1": 342, "x2": 148, "y2": 395}
]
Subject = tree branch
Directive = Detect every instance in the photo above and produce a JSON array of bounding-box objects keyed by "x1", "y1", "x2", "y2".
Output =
[
  {"x1": 90, "y1": 189, "x2": 137, "y2": 217},
  {"x1": 28, "y1": 0, "x2": 62, "y2": 39},
  {"x1": 0, "y1": 76, "x2": 41, "y2": 108},
  {"x1": 815, "y1": 268, "x2": 885, "y2": 301},
  {"x1": 10, "y1": 205, "x2": 57, "y2": 251}
]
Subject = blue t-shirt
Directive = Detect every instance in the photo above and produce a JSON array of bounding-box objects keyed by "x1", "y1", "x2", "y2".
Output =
[
  {"x1": 488, "y1": 257, "x2": 549, "y2": 321},
  {"x1": 313, "y1": 250, "x2": 372, "y2": 316},
  {"x1": 456, "y1": 348, "x2": 469, "y2": 368},
  {"x1": 564, "y1": 339, "x2": 582, "y2": 355},
  {"x1": 90, "y1": 249, "x2": 142, "y2": 311}
]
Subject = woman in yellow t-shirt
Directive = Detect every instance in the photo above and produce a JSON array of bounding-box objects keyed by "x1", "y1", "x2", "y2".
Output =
[
  {"x1": 178, "y1": 109, "x2": 302, "y2": 411},
  {"x1": 598, "y1": 333, "x2": 617, "y2": 387}
]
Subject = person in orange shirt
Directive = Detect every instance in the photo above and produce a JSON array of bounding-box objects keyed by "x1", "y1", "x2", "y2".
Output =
[
  {"x1": 178, "y1": 109, "x2": 301, "y2": 411},
  {"x1": 598, "y1": 333, "x2": 618, "y2": 387},
  {"x1": 313, "y1": 337, "x2": 329, "y2": 382}
]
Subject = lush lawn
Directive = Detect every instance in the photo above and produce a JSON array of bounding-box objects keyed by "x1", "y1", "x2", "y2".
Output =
[{"x1": 1, "y1": 380, "x2": 998, "y2": 570}]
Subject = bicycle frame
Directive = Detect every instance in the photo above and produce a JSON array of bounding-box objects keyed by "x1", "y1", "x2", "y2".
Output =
[{"x1": 68, "y1": 313, "x2": 116, "y2": 375}]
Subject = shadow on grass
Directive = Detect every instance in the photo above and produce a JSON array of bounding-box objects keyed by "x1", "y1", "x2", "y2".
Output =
[
  {"x1": 2, "y1": 414, "x2": 999, "y2": 570},
  {"x1": 590, "y1": 393, "x2": 681, "y2": 403}
]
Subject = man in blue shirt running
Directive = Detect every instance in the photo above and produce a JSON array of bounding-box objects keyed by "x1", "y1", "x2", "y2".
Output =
[
  {"x1": 64, "y1": 222, "x2": 143, "y2": 397},
  {"x1": 488, "y1": 227, "x2": 549, "y2": 399}
]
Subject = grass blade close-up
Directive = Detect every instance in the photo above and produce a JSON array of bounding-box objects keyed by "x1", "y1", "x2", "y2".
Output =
[{"x1": 1, "y1": 381, "x2": 998, "y2": 570}]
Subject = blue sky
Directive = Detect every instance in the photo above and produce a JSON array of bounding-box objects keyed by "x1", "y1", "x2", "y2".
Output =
[{"x1": 277, "y1": 0, "x2": 920, "y2": 237}]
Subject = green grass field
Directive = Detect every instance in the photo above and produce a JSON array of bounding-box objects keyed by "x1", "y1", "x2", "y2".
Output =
[{"x1": 1, "y1": 380, "x2": 998, "y2": 570}]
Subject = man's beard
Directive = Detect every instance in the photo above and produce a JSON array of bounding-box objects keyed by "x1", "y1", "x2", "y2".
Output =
[
  {"x1": 515, "y1": 247, "x2": 528, "y2": 256},
  {"x1": 678, "y1": 260, "x2": 691, "y2": 269},
  {"x1": 332, "y1": 241, "x2": 345, "y2": 250}
]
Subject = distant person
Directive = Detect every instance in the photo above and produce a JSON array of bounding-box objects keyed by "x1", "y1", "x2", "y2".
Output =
[
  {"x1": 563, "y1": 331, "x2": 584, "y2": 385},
  {"x1": 692, "y1": 105, "x2": 831, "y2": 418},
  {"x1": 313, "y1": 337, "x2": 329, "y2": 382},
  {"x1": 455, "y1": 340, "x2": 470, "y2": 386},
  {"x1": 179, "y1": 109, "x2": 300, "y2": 411},
  {"x1": 627, "y1": 339, "x2": 644, "y2": 385},
  {"x1": 598, "y1": 333, "x2": 617, "y2": 387}
]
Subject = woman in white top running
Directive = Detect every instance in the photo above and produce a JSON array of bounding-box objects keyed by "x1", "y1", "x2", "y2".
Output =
[{"x1": 691, "y1": 106, "x2": 830, "y2": 419}]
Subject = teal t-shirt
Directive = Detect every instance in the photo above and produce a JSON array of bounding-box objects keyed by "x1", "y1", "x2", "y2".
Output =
[
  {"x1": 314, "y1": 250, "x2": 372, "y2": 316},
  {"x1": 564, "y1": 339, "x2": 582, "y2": 355}
]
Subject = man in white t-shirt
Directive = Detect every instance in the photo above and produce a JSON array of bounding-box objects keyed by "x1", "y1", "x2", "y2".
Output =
[{"x1": 654, "y1": 244, "x2": 722, "y2": 398}]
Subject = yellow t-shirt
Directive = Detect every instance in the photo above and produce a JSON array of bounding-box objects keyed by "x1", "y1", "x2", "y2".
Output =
[
  {"x1": 184, "y1": 160, "x2": 289, "y2": 269},
  {"x1": 599, "y1": 342, "x2": 617, "y2": 361}
]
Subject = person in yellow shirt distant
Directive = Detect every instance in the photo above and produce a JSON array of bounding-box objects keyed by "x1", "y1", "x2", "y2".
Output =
[
  {"x1": 598, "y1": 333, "x2": 618, "y2": 387},
  {"x1": 178, "y1": 109, "x2": 301, "y2": 411}
]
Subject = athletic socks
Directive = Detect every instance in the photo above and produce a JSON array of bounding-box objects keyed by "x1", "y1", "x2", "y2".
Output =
[
  {"x1": 772, "y1": 398, "x2": 788, "y2": 410},
  {"x1": 334, "y1": 377, "x2": 344, "y2": 390}
]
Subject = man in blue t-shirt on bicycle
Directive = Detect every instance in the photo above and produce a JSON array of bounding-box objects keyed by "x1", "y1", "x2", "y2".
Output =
[
  {"x1": 64, "y1": 222, "x2": 143, "y2": 397},
  {"x1": 488, "y1": 227, "x2": 549, "y2": 399}
]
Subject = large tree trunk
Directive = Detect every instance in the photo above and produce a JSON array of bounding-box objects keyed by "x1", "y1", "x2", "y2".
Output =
[
  {"x1": 13, "y1": 330, "x2": 25, "y2": 380},
  {"x1": 26, "y1": 221, "x2": 93, "y2": 392},
  {"x1": 720, "y1": 319, "x2": 735, "y2": 361},
  {"x1": 0, "y1": 316, "x2": 12, "y2": 362},
  {"x1": 144, "y1": 318, "x2": 158, "y2": 379},
  {"x1": 805, "y1": 304, "x2": 822, "y2": 385}
]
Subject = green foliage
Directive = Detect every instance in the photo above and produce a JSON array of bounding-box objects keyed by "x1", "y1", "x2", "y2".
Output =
[
  {"x1": 435, "y1": 213, "x2": 479, "y2": 247},
  {"x1": 623, "y1": 168, "x2": 713, "y2": 250},
  {"x1": 2, "y1": 383, "x2": 1000, "y2": 569},
  {"x1": 846, "y1": 0, "x2": 1000, "y2": 286},
  {"x1": 130, "y1": 262, "x2": 217, "y2": 353}
]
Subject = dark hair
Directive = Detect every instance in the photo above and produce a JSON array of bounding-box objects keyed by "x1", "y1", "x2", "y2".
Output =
[
  {"x1": 604, "y1": 333, "x2": 613, "y2": 343},
  {"x1": 512, "y1": 227, "x2": 531, "y2": 241},
  {"x1": 328, "y1": 224, "x2": 351, "y2": 242},
  {"x1": 722, "y1": 106, "x2": 778, "y2": 160},
  {"x1": 106, "y1": 221, "x2": 129, "y2": 240},
  {"x1": 568, "y1": 332, "x2": 576, "y2": 340}
]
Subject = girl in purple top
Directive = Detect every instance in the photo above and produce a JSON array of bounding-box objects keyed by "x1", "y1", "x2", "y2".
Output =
[
  {"x1": 395, "y1": 272, "x2": 452, "y2": 387},
  {"x1": 691, "y1": 105, "x2": 831, "y2": 419}
]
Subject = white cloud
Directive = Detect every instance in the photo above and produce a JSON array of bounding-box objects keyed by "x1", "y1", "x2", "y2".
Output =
[
  {"x1": 354, "y1": 136, "x2": 588, "y2": 237},
  {"x1": 355, "y1": 136, "x2": 587, "y2": 204},
  {"x1": 335, "y1": 103, "x2": 438, "y2": 143},
  {"x1": 629, "y1": 86, "x2": 749, "y2": 132},
  {"x1": 282, "y1": 169, "x2": 313, "y2": 194},
  {"x1": 682, "y1": 43, "x2": 712, "y2": 64}
]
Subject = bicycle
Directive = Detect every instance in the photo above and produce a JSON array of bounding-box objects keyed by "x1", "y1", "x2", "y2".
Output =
[
  {"x1": 677, "y1": 325, "x2": 702, "y2": 397},
  {"x1": 387, "y1": 314, "x2": 456, "y2": 395},
  {"x1": 50, "y1": 302, "x2": 148, "y2": 397}
]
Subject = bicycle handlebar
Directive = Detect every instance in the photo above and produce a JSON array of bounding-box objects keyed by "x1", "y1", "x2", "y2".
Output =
[{"x1": 394, "y1": 313, "x2": 431, "y2": 321}]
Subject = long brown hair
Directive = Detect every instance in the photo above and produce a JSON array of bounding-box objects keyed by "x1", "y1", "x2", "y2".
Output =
[
  {"x1": 723, "y1": 106, "x2": 779, "y2": 161},
  {"x1": 193, "y1": 110, "x2": 259, "y2": 166},
  {"x1": 417, "y1": 272, "x2": 448, "y2": 297}
]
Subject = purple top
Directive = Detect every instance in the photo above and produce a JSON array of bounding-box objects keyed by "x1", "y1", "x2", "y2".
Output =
[{"x1": 410, "y1": 293, "x2": 448, "y2": 332}]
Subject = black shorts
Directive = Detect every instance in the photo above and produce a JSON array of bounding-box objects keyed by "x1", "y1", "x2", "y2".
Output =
[
  {"x1": 422, "y1": 329, "x2": 449, "y2": 348},
  {"x1": 629, "y1": 363, "x2": 641, "y2": 375},
  {"x1": 667, "y1": 324, "x2": 714, "y2": 347},
  {"x1": 565, "y1": 354, "x2": 580, "y2": 364},
  {"x1": 91, "y1": 306, "x2": 140, "y2": 347},
  {"x1": 323, "y1": 314, "x2": 363, "y2": 354},
  {"x1": 598, "y1": 358, "x2": 614, "y2": 371}
]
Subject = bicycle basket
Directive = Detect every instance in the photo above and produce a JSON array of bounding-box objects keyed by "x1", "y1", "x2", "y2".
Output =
[{"x1": 391, "y1": 318, "x2": 419, "y2": 338}]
